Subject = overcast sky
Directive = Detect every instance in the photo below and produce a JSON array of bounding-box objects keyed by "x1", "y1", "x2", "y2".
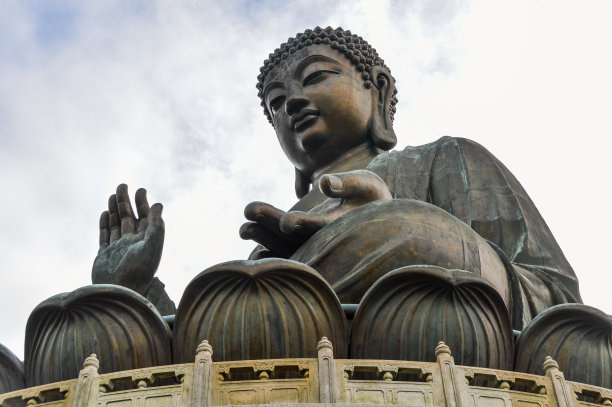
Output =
[{"x1": 1, "y1": 0, "x2": 611, "y2": 360}]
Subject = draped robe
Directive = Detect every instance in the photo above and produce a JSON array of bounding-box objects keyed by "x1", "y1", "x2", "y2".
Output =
[{"x1": 284, "y1": 137, "x2": 581, "y2": 330}]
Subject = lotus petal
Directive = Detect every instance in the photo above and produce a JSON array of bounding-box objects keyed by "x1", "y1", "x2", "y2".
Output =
[
  {"x1": 0, "y1": 344, "x2": 24, "y2": 394},
  {"x1": 351, "y1": 265, "x2": 513, "y2": 369},
  {"x1": 173, "y1": 259, "x2": 348, "y2": 362},
  {"x1": 25, "y1": 285, "x2": 171, "y2": 386},
  {"x1": 515, "y1": 303, "x2": 612, "y2": 388}
]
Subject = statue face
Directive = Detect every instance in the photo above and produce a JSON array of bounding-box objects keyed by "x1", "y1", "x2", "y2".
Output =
[{"x1": 263, "y1": 45, "x2": 375, "y2": 176}]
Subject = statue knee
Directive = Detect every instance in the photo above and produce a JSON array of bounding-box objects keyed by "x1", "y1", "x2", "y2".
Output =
[{"x1": 293, "y1": 199, "x2": 510, "y2": 307}]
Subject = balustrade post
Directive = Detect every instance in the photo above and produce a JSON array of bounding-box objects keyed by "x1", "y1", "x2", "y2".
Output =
[
  {"x1": 543, "y1": 356, "x2": 578, "y2": 407},
  {"x1": 435, "y1": 342, "x2": 464, "y2": 407},
  {"x1": 192, "y1": 340, "x2": 213, "y2": 407},
  {"x1": 317, "y1": 337, "x2": 337, "y2": 403},
  {"x1": 70, "y1": 354, "x2": 99, "y2": 407}
]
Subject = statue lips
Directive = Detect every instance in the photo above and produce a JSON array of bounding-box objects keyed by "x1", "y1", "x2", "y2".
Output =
[
  {"x1": 291, "y1": 109, "x2": 320, "y2": 131},
  {"x1": 291, "y1": 109, "x2": 323, "y2": 152}
]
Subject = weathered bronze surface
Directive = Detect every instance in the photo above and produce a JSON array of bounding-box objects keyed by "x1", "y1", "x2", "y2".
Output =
[
  {"x1": 24, "y1": 285, "x2": 172, "y2": 386},
  {"x1": 92, "y1": 184, "x2": 175, "y2": 315},
  {"x1": 291, "y1": 199, "x2": 511, "y2": 306},
  {"x1": 0, "y1": 344, "x2": 24, "y2": 394},
  {"x1": 237, "y1": 26, "x2": 593, "y2": 374},
  {"x1": 241, "y1": 26, "x2": 581, "y2": 331},
  {"x1": 515, "y1": 303, "x2": 612, "y2": 389},
  {"x1": 173, "y1": 259, "x2": 348, "y2": 363},
  {"x1": 350, "y1": 265, "x2": 513, "y2": 370}
]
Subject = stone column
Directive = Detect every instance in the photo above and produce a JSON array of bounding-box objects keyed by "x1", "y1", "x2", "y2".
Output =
[
  {"x1": 543, "y1": 356, "x2": 577, "y2": 407},
  {"x1": 192, "y1": 340, "x2": 213, "y2": 407},
  {"x1": 317, "y1": 337, "x2": 337, "y2": 403},
  {"x1": 70, "y1": 354, "x2": 99, "y2": 407},
  {"x1": 435, "y1": 342, "x2": 463, "y2": 407}
]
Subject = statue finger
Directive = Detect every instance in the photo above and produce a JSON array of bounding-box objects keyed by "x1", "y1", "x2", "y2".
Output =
[
  {"x1": 99, "y1": 211, "x2": 110, "y2": 251},
  {"x1": 279, "y1": 211, "x2": 329, "y2": 236},
  {"x1": 135, "y1": 188, "x2": 150, "y2": 219},
  {"x1": 249, "y1": 248, "x2": 277, "y2": 260},
  {"x1": 319, "y1": 170, "x2": 392, "y2": 202},
  {"x1": 108, "y1": 194, "x2": 121, "y2": 243},
  {"x1": 137, "y1": 217, "x2": 148, "y2": 234},
  {"x1": 144, "y1": 202, "x2": 164, "y2": 239},
  {"x1": 244, "y1": 201, "x2": 285, "y2": 235},
  {"x1": 239, "y1": 222, "x2": 299, "y2": 258},
  {"x1": 143, "y1": 203, "x2": 164, "y2": 261},
  {"x1": 116, "y1": 184, "x2": 136, "y2": 234}
]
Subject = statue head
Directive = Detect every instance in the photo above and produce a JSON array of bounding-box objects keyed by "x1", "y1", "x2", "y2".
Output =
[{"x1": 257, "y1": 27, "x2": 398, "y2": 197}]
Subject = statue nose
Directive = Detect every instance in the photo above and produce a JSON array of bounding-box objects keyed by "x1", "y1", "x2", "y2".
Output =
[{"x1": 285, "y1": 96, "x2": 309, "y2": 116}]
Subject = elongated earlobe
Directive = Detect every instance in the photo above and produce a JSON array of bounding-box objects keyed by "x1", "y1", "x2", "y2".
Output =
[
  {"x1": 369, "y1": 66, "x2": 397, "y2": 150},
  {"x1": 295, "y1": 168, "x2": 310, "y2": 198}
]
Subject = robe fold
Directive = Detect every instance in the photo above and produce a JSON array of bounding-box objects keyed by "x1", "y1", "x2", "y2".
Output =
[
  {"x1": 262, "y1": 136, "x2": 581, "y2": 330},
  {"x1": 364, "y1": 137, "x2": 580, "y2": 328}
]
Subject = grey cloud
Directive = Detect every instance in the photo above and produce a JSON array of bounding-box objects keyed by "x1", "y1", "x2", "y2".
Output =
[{"x1": 390, "y1": 0, "x2": 468, "y2": 33}]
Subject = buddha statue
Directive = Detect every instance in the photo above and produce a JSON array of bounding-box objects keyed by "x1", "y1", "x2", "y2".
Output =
[
  {"x1": 90, "y1": 26, "x2": 583, "y2": 329},
  {"x1": 238, "y1": 27, "x2": 581, "y2": 330},
  {"x1": 80, "y1": 27, "x2": 609, "y2": 382}
]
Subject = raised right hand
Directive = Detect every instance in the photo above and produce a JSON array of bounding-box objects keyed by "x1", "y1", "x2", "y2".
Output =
[{"x1": 92, "y1": 184, "x2": 164, "y2": 296}]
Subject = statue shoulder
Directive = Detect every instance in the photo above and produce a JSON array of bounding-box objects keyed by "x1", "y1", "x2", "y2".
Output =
[
  {"x1": 369, "y1": 136, "x2": 494, "y2": 167},
  {"x1": 366, "y1": 135, "x2": 516, "y2": 202},
  {"x1": 436, "y1": 136, "x2": 504, "y2": 161},
  {"x1": 367, "y1": 137, "x2": 443, "y2": 172},
  {"x1": 367, "y1": 137, "x2": 455, "y2": 201}
]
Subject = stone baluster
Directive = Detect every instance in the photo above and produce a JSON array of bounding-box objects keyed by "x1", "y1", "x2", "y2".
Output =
[
  {"x1": 192, "y1": 340, "x2": 213, "y2": 407},
  {"x1": 70, "y1": 354, "x2": 100, "y2": 407},
  {"x1": 543, "y1": 356, "x2": 578, "y2": 407},
  {"x1": 317, "y1": 337, "x2": 337, "y2": 403},
  {"x1": 377, "y1": 364, "x2": 398, "y2": 382},
  {"x1": 253, "y1": 362, "x2": 274, "y2": 380}
]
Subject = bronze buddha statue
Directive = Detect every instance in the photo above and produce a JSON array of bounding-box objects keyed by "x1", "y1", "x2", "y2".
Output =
[
  {"x1": 65, "y1": 27, "x2": 608, "y2": 387},
  {"x1": 238, "y1": 27, "x2": 580, "y2": 330}
]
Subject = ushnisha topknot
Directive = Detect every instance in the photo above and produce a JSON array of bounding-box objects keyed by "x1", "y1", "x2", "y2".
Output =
[{"x1": 257, "y1": 26, "x2": 398, "y2": 125}]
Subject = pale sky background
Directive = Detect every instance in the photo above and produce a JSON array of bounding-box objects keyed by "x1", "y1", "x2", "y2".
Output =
[{"x1": 1, "y1": 0, "x2": 611, "y2": 360}]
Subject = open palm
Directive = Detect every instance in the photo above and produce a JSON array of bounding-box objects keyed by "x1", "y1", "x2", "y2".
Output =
[{"x1": 92, "y1": 184, "x2": 164, "y2": 297}]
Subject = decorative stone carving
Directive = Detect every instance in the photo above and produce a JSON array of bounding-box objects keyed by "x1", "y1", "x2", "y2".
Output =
[
  {"x1": 172, "y1": 259, "x2": 348, "y2": 363},
  {"x1": 24, "y1": 284, "x2": 172, "y2": 386},
  {"x1": 515, "y1": 303, "x2": 612, "y2": 389},
  {"x1": 0, "y1": 344, "x2": 24, "y2": 394},
  {"x1": 350, "y1": 265, "x2": 513, "y2": 370}
]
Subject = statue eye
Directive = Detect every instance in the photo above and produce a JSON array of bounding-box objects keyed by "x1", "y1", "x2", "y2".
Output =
[
  {"x1": 303, "y1": 70, "x2": 338, "y2": 86},
  {"x1": 269, "y1": 96, "x2": 285, "y2": 116}
]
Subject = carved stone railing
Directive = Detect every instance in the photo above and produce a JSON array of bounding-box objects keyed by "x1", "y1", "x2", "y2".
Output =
[{"x1": 1, "y1": 339, "x2": 610, "y2": 407}]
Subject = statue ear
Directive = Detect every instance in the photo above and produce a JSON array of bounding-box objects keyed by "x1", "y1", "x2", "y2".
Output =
[
  {"x1": 295, "y1": 168, "x2": 310, "y2": 198},
  {"x1": 369, "y1": 66, "x2": 397, "y2": 150}
]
